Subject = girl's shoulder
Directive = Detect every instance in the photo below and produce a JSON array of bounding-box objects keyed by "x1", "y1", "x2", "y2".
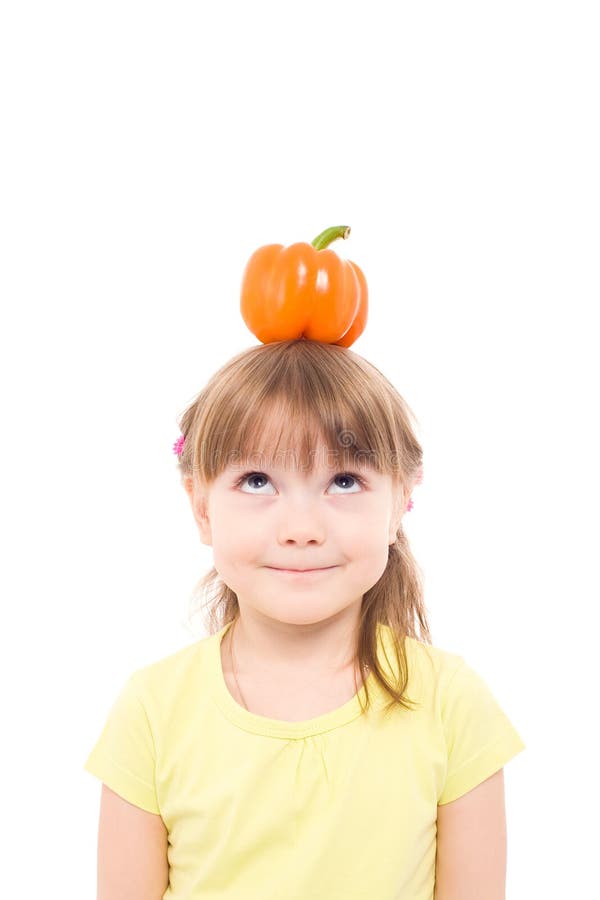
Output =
[
  {"x1": 376, "y1": 624, "x2": 467, "y2": 702},
  {"x1": 405, "y1": 634, "x2": 465, "y2": 675},
  {"x1": 124, "y1": 632, "x2": 215, "y2": 701},
  {"x1": 379, "y1": 624, "x2": 465, "y2": 675}
]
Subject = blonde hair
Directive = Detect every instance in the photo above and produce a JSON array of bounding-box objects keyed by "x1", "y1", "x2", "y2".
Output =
[{"x1": 175, "y1": 338, "x2": 432, "y2": 717}]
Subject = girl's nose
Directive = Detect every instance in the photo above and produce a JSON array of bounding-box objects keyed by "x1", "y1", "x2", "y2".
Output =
[{"x1": 276, "y1": 500, "x2": 326, "y2": 545}]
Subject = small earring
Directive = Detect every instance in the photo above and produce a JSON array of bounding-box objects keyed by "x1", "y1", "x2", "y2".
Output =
[{"x1": 407, "y1": 498, "x2": 414, "y2": 512}]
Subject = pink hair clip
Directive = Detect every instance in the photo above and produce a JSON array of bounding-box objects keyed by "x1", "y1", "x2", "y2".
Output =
[{"x1": 173, "y1": 434, "x2": 186, "y2": 457}]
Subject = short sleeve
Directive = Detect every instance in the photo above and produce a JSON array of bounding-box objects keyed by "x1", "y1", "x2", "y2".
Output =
[
  {"x1": 83, "y1": 671, "x2": 161, "y2": 814},
  {"x1": 437, "y1": 658, "x2": 526, "y2": 805}
]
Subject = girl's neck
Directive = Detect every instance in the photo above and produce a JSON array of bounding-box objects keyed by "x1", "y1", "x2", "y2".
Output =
[{"x1": 222, "y1": 615, "x2": 363, "y2": 682}]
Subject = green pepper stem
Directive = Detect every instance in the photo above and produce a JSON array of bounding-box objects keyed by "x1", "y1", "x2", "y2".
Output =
[{"x1": 311, "y1": 226, "x2": 351, "y2": 250}]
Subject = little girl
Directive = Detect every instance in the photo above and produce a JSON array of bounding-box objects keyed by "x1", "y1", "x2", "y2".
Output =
[{"x1": 84, "y1": 337, "x2": 525, "y2": 899}]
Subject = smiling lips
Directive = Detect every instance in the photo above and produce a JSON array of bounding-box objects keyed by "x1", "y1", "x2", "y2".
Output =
[{"x1": 267, "y1": 566, "x2": 337, "y2": 574}]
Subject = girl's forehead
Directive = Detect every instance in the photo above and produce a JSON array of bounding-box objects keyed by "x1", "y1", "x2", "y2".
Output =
[
  {"x1": 219, "y1": 410, "x2": 389, "y2": 476},
  {"x1": 234, "y1": 419, "x2": 327, "y2": 464},
  {"x1": 223, "y1": 442, "x2": 381, "y2": 477}
]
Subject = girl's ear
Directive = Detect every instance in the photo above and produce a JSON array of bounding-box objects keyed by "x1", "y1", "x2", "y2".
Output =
[
  {"x1": 183, "y1": 477, "x2": 212, "y2": 546},
  {"x1": 388, "y1": 487, "x2": 406, "y2": 544}
]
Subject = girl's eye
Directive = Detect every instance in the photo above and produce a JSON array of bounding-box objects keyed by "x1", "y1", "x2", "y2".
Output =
[
  {"x1": 237, "y1": 472, "x2": 275, "y2": 494},
  {"x1": 235, "y1": 472, "x2": 365, "y2": 494},
  {"x1": 329, "y1": 473, "x2": 365, "y2": 493}
]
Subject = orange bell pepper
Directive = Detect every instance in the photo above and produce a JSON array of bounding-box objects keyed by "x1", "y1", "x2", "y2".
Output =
[{"x1": 240, "y1": 225, "x2": 368, "y2": 348}]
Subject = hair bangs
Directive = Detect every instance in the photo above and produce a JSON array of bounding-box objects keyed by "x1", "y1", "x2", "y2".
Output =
[{"x1": 207, "y1": 391, "x2": 398, "y2": 480}]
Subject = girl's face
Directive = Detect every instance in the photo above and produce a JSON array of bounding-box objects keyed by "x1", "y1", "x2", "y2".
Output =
[{"x1": 186, "y1": 437, "x2": 405, "y2": 629}]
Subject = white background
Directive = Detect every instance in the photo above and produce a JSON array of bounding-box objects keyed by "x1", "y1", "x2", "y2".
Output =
[{"x1": 1, "y1": 1, "x2": 598, "y2": 897}]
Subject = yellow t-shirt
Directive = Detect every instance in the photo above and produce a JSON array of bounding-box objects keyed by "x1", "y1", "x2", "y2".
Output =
[{"x1": 84, "y1": 621, "x2": 525, "y2": 899}]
